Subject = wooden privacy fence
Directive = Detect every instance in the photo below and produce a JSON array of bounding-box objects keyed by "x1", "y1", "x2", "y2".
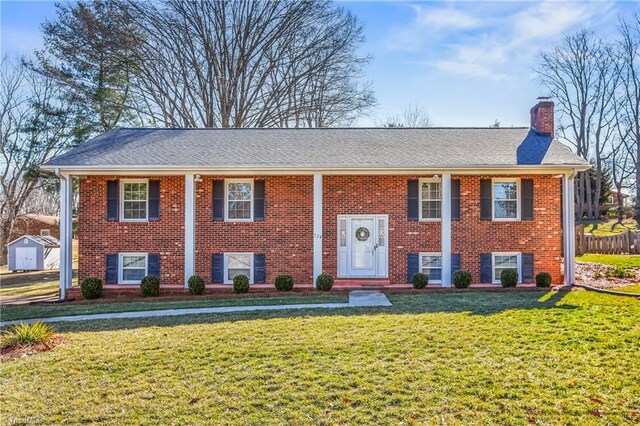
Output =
[{"x1": 576, "y1": 226, "x2": 640, "y2": 255}]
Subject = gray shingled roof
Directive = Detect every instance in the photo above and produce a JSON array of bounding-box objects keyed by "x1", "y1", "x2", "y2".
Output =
[{"x1": 44, "y1": 127, "x2": 588, "y2": 170}]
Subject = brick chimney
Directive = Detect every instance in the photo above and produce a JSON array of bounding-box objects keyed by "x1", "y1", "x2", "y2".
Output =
[{"x1": 530, "y1": 97, "x2": 554, "y2": 136}]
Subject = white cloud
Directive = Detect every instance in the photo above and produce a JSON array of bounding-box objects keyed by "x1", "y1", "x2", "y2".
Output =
[{"x1": 413, "y1": 6, "x2": 482, "y2": 29}]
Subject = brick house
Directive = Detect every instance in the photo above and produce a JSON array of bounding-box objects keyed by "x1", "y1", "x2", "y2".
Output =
[{"x1": 44, "y1": 99, "x2": 588, "y2": 298}]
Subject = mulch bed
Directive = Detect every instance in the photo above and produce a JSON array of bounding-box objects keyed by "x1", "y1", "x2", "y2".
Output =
[
  {"x1": 1, "y1": 336, "x2": 64, "y2": 362},
  {"x1": 575, "y1": 261, "x2": 640, "y2": 289}
]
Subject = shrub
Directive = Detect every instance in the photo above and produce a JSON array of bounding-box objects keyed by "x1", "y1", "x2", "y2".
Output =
[
  {"x1": 188, "y1": 275, "x2": 205, "y2": 295},
  {"x1": 316, "y1": 274, "x2": 334, "y2": 291},
  {"x1": 606, "y1": 266, "x2": 630, "y2": 279},
  {"x1": 140, "y1": 275, "x2": 160, "y2": 297},
  {"x1": 593, "y1": 270, "x2": 603, "y2": 280},
  {"x1": 535, "y1": 272, "x2": 552, "y2": 288},
  {"x1": 452, "y1": 270, "x2": 472, "y2": 289},
  {"x1": 2, "y1": 322, "x2": 54, "y2": 347},
  {"x1": 500, "y1": 269, "x2": 518, "y2": 287},
  {"x1": 274, "y1": 274, "x2": 294, "y2": 292},
  {"x1": 80, "y1": 277, "x2": 103, "y2": 299},
  {"x1": 412, "y1": 272, "x2": 428, "y2": 289},
  {"x1": 233, "y1": 275, "x2": 250, "y2": 293}
]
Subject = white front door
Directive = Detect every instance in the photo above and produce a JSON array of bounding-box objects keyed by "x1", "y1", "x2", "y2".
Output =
[
  {"x1": 15, "y1": 247, "x2": 37, "y2": 270},
  {"x1": 338, "y1": 215, "x2": 388, "y2": 278}
]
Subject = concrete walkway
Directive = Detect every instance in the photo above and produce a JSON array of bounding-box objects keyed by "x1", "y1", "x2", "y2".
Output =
[{"x1": 0, "y1": 291, "x2": 393, "y2": 326}]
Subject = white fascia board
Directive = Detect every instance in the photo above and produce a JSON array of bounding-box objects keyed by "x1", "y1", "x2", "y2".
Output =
[{"x1": 42, "y1": 164, "x2": 590, "y2": 176}]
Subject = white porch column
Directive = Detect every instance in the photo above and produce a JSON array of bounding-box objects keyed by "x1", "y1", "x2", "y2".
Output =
[
  {"x1": 58, "y1": 172, "x2": 73, "y2": 299},
  {"x1": 440, "y1": 173, "x2": 452, "y2": 287},
  {"x1": 184, "y1": 174, "x2": 196, "y2": 287},
  {"x1": 313, "y1": 173, "x2": 323, "y2": 287},
  {"x1": 562, "y1": 172, "x2": 576, "y2": 286}
]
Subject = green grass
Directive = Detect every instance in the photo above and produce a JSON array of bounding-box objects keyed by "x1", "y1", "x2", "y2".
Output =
[
  {"x1": 615, "y1": 284, "x2": 640, "y2": 294},
  {"x1": 1, "y1": 291, "x2": 639, "y2": 424},
  {"x1": 0, "y1": 295, "x2": 348, "y2": 322},
  {"x1": 582, "y1": 219, "x2": 638, "y2": 236},
  {"x1": 576, "y1": 254, "x2": 640, "y2": 269},
  {"x1": 0, "y1": 280, "x2": 59, "y2": 298}
]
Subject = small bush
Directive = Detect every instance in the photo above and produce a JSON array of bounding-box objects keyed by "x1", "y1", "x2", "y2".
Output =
[
  {"x1": 453, "y1": 270, "x2": 472, "y2": 289},
  {"x1": 188, "y1": 275, "x2": 205, "y2": 295},
  {"x1": 593, "y1": 270, "x2": 603, "y2": 280},
  {"x1": 80, "y1": 277, "x2": 103, "y2": 299},
  {"x1": 500, "y1": 269, "x2": 518, "y2": 287},
  {"x1": 412, "y1": 272, "x2": 428, "y2": 289},
  {"x1": 274, "y1": 274, "x2": 294, "y2": 292},
  {"x1": 140, "y1": 275, "x2": 160, "y2": 297},
  {"x1": 233, "y1": 275, "x2": 250, "y2": 293},
  {"x1": 535, "y1": 272, "x2": 552, "y2": 288},
  {"x1": 606, "y1": 266, "x2": 630, "y2": 279},
  {"x1": 316, "y1": 274, "x2": 334, "y2": 291},
  {"x1": 2, "y1": 322, "x2": 54, "y2": 347}
]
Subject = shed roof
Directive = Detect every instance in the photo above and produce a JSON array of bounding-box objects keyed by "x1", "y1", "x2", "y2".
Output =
[{"x1": 7, "y1": 235, "x2": 60, "y2": 247}]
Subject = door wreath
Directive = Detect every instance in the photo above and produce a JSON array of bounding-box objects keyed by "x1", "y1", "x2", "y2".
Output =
[{"x1": 355, "y1": 226, "x2": 370, "y2": 242}]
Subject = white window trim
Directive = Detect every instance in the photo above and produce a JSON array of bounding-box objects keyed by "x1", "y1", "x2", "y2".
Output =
[
  {"x1": 120, "y1": 178, "x2": 149, "y2": 222},
  {"x1": 419, "y1": 252, "x2": 442, "y2": 284},
  {"x1": 491, "y1": 178, "x2": 521, "y2": 221},
  {"x1": 419, "y1": 178, "x2": 442, "y2": 222},
  {"x1": 491, "y1": 252, "x2": 522, "y2": 284},
  {"x1": 223, "y1": 252, "x2": 254, "y2": 285},
  {"x1": 224, "y1": 178, "x2": 254, "y2": 222},
  {"x1": 40, "y1": 229, "x2": 51, "y2": 237},
  {"x1": 118, "y1": 252, "x2": 148, "y2": 285}
]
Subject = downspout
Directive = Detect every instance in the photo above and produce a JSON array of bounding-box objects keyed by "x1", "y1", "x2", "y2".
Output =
[{"x1": 55, "y1": 168, "x2": 68, "y2": 300}]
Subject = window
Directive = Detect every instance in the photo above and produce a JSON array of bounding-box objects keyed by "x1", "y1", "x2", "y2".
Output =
[
  {"x1": 225, "y1": 179, "x2": 253, "y2": 221},
  {"x1": 119, "y1": 253, "x2": 148, "y2": 284},
  {"x1": 121, "y1": 179, "x2": 148, "y2": 221},
  {"x1": 492, "y1": 253, "x2": 521, "y2": 284},
  {"x1": 224, "y1": 253, "x2": 253, "y2": 284},
  {"x1": 40, "y1": 229, "x2": 51, "y2": 237},
  {"x1": 492, "y1": 179, "x2": 519, "y2": 220},
  {"x1": 420, "y1": 253, "x2": 442, "y2": 283},
  {"x1": 419, "y1": 178, "x2": 441, "y2": 220},
  {"x1": 607, "y1": 195, "x2": 614, "y2": 204}
]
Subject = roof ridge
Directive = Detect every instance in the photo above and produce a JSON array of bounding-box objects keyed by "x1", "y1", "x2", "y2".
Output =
[{"x1": 112, "y1": 126, "x2": 531, "y2": 131}]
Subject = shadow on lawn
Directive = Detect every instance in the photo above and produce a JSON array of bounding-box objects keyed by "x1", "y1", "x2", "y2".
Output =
[{"x1": 51, "y1": 290, "x2": 578, "y2": 334}]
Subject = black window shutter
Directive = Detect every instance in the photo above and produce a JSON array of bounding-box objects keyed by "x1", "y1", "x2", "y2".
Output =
[
  {"x1": 254, "y1": 254, "x2": 266, "y2": 284},
  {"x1": 407, "y1": 180, "x2": 419, "y2": 221},
  {"x1": 106, "y1": 254, "x2": 118, "y2": 284},
  {"x1": 452, "y1": 179, "x2": 461, "y2": 220},
  {"x1": 254, "y1": 180, "x2": 265, "y2": 221},
  {"x1": 451, "y1": 253, "x2": 461, "y2": 276},
  {"x1": 480, "y1": 179, "x2": 492, "y2": 220},
  {"x1": 407, "y1": 253, "x2": 419, "y2": 283},
  {"x1": 211, "y1": 253, "x2": 224, "y2": 283},
  {"x1": 212, "y1": 180, "x2": 224, "y2": 221},
  {"x1": 148, "y1": 254, "x2": 160, "y2": 278},
  {"x1": 521, "y1": 179, "x2": 534, "y2": 220},
  {"x1": 106, "y1": 180, "x2": 119, "y2": 221},
  {"x1": 480, "y1": 253, "x2": 492, "y2": 283},
  {"x1": 522, "y1": 253, "x2": 534, "y2": 282},
  {"x1": 149, "y1": 180, "x2": 160, "y2": 221}
]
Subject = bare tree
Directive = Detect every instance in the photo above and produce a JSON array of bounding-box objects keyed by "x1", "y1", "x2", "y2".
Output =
[
  {"x1": 110, "y1": 0, "x2": 375, "y2": 128},
  {"x1": 0, "y1": 58, "x2": 79, "y2": 263},
  {"x1": 536, "y1": 30, "x2": 619, "y2": 221},
  {"x1": 378, "y1": 104, "x2": 432, "y2": 127},
  {"x1": 615, "y1": 12, "x2": 640, "y2": 220}
]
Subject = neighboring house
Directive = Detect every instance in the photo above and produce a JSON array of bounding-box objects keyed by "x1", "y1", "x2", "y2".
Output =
[
  {"x1": 603, "y1": 190, "x2": 633, "y2": 209},
  {"x1": 43, "y1": 99, "x2": 589, "y2": 298},
  {"x1": 9, "y1": 214, "x2": 60, "y2": 240}
]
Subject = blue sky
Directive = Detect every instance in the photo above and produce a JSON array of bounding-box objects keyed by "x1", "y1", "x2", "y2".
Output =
[{"x1": 1, "y1": 1, "x2": 637, "y2": 127}]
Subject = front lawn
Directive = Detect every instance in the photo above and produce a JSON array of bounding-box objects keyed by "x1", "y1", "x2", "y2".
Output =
[
  {"x1": 0, "y1": 294, "x2": 348, "y2": 322},
  {"x1": 615, "y1": 284, "x2": 640, "y2": 294},
  {"x1": 576, "y1": 254, "x2": 640, "y2": 269},
  {"x1": 1, "y1": 291, "x2": 639, "y2": 424}
]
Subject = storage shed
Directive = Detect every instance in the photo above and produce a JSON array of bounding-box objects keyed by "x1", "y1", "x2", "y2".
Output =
[{"x1": 7, "y1": 235, "x2": 61, "y2": 271}]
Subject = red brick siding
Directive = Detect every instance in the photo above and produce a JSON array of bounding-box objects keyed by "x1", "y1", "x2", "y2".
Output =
[
  {"x1": 452, "y1": 175, "x2": 562, "y2": 284},
  {"x1": 195, "y1": 176, "x2": 313, "y2": 285},
  {"x1": 78, "y1": 176, "x2": 185, "y2": 285},
  {"x1": 323, "y1": 176, "x2": 441, "y2": 284}
]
